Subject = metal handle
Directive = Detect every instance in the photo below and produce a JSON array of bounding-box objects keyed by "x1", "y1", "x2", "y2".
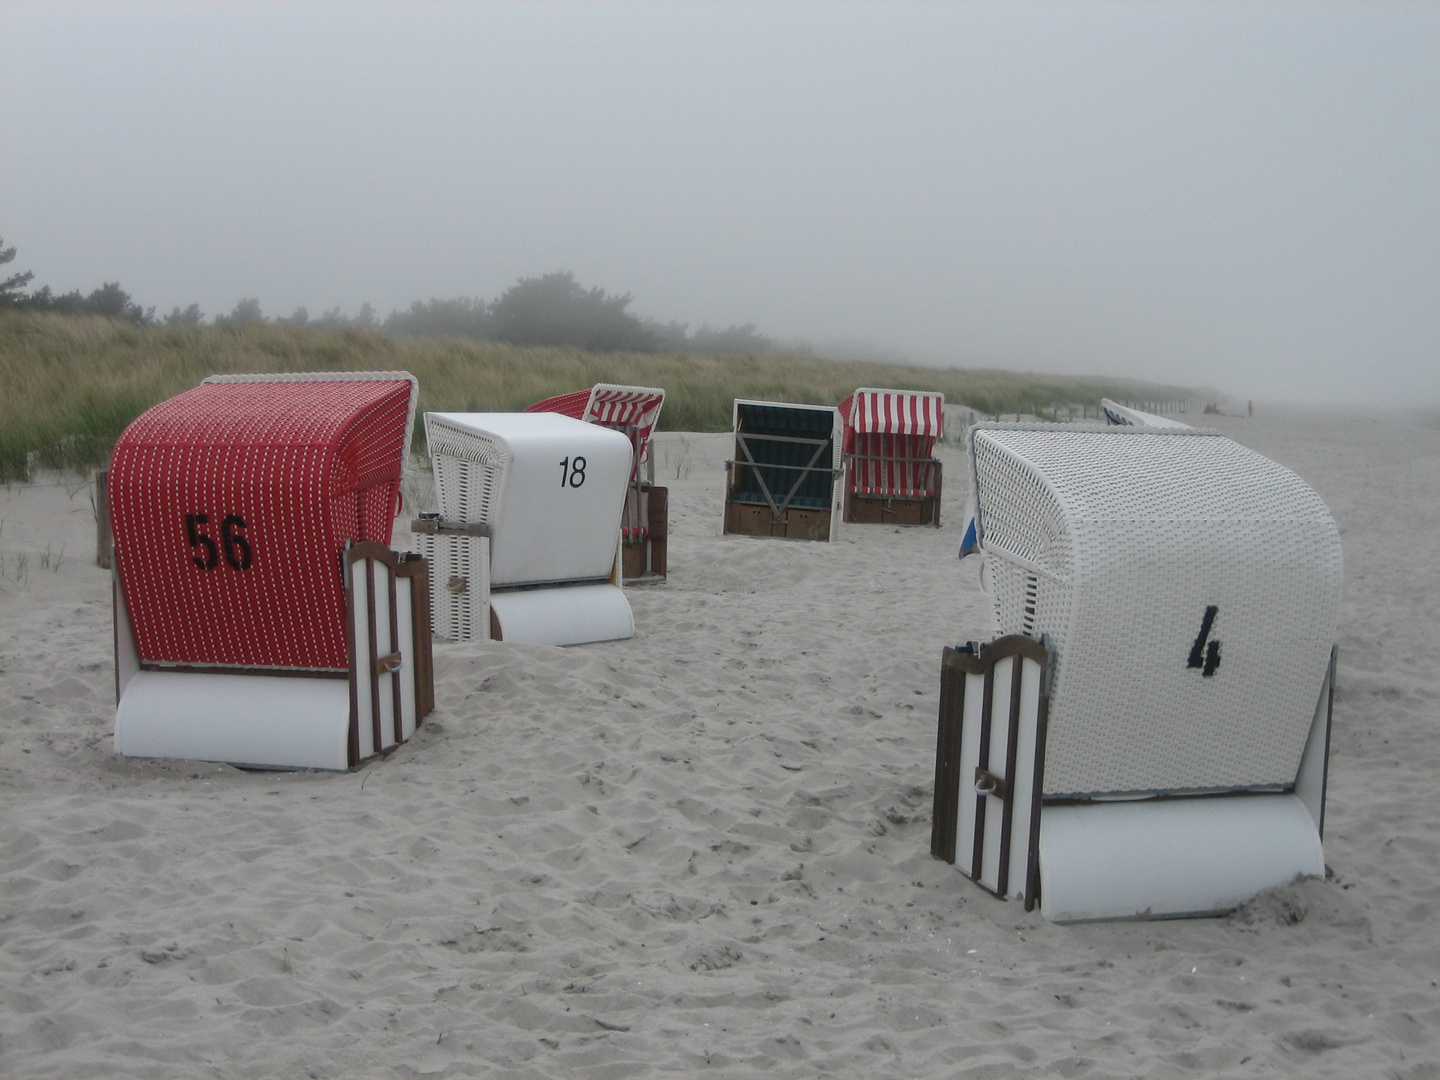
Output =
[{"x1": 974, "y1": 768, "x2": 1008, "y2": 800}]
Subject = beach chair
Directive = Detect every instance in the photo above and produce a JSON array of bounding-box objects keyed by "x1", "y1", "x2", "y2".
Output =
[
  {"x1": 1100, "y1": 398, "x2": 1191, "y2": 429},
  {"x1": 109, "y1": 372, "x2": 434, "y2": 771},
  {"x1": 420, "y1": 411, "x2": 635, "y2": 646},
  {"x1": 723, "y1": 399, "x2": 844, "y2": 542},
  {"x1": 839, "y1": 388, "x2": 944, "y2": 526},
  {"x1": 933, "y1": 422, "x2": 1342, "y2": 920},
  {"x1": 526, "y1": 383, "x2": 668, "y2": 581},
  {"x1": 957, "y1": 399, "x2": 1185, "y2": 557}
]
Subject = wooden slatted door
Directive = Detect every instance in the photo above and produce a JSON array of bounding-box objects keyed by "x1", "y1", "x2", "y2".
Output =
[
  {"x1": 931, "y1": 635, "x2": 1050, "y2": 911},
  {"x1": 345, "y1": 543, "x2": 435, "y2": 766}
]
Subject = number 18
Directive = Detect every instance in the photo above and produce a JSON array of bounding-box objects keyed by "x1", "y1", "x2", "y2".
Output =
[{"x1": 558, "y1": 456, "x2": 587, "y2": 488}]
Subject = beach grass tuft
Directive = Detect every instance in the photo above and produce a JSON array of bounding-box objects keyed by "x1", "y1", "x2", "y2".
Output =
[{"x1": 0, "y1": 311, "x2": 1205, "y2": 481}]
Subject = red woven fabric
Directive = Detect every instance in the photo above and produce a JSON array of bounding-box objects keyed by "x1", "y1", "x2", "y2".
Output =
[
  {"x1": 110, "y1": 379, "x2": 413, "y2": 670},
  {"x1": 841, "y1": 390, "x2": 943, "y2": 496},
  {"x1": 525, "y1": 389, "x2": 592, "y2": 420}
]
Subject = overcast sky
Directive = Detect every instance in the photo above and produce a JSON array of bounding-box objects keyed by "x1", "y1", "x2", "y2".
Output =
[{"x1": 2, "y1": 2, "x2": 1436, "y2": 404}]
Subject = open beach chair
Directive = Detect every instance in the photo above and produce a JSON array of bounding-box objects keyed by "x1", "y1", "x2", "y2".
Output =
[
  {"x1": 109, "y1": 371, "x2": 434, "y2": 771},
  {"x1": 420, "y1": 411, "x2": 635, "y2": 646},
  {"x1": 723, "y1": 399, "x2": 844, "y2": 542},
  {"x1": 526, "y1": 383, "x2": 667, "y2": 581},
  {"x1": 933, "y1": 422, "x2": 1342, "y2": 920},
  {"x1": 839, "y1": 388, "x2": 944, "y2": 526},
  {"x1": 1100, "y1": 398, "x2": 1192, "y2": 429}
]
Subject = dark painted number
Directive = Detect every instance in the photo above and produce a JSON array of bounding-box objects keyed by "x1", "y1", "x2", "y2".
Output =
[
  {"x1": 185, "y1": 512, "x2": 252, "y2": 570},
  {"x1": 558, "y1": 456, "x2": 587, "y2": 488},
  {"x1": 1187, "y1": 604, "x2": 1221, "y2": 677},
  {"x1": 221, "y1": 514, "x2": 252, "y2": 570},
  {"x1": 185, "y1": 513, "x2": 218, "y2": 569}
]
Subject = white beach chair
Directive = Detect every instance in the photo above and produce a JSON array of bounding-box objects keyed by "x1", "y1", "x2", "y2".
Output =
[
  {"x1": 526, "y1": 383, "x2": 668, "y2": 580},
  {"x1": 109, "y1": 372, "x2": 434, "y2": 771},
  {"x1": 933, "y1": 422, "x2": 1342, "y2": 920},
  {"x1": 723, "y1": 399, "x2": 845, "y2": 542},
  {"x1": 1100, "y1": 398, "x2": 1192, "y2": 429},
  {"x1": 421, "y1": 411, "x2": 636, "y2": 646}
]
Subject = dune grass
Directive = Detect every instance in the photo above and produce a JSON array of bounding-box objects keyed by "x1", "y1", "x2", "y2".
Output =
[{"x1": 0, "y1": 311, "x2": 1205, "y2": 481}]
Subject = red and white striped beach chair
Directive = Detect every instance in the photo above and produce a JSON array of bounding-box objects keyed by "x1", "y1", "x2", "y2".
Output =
[
  {"x1": 526, "y1": 383, "x2": 668, "y2": 580},
  {"x1": 840, "y1": 388, "x2": 944, "y2": 526},
  {"x1": 109, "y1": 372, "x2": 434, "y2": 770}
]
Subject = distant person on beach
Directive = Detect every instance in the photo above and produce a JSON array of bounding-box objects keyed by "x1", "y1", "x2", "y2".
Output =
[{"x1": 1248, "y1": 400, "x2": 1253, "y2": 417}]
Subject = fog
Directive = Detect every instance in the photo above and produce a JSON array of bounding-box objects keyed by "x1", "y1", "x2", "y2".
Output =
[{"x1": 2, "y1": 2, "x2": 1436, "y2": 405}]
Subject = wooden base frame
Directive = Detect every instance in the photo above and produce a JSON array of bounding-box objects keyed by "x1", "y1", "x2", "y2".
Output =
[
  {"x1": 724, "y1": 499, "x2": 834, "y2": 542},
  {"x1": 622, "y1": 484, "x2": 668, "y2": 582},
  {"x1": 843, "y1": 460, "x2": 942, "y2": 527}
]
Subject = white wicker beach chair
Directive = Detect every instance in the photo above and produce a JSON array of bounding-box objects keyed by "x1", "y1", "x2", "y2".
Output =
[
  {"x1": 934, "y1": 422, "x2": 1342, "y2": 920},
  {"x1": 421, "y1": 411, "x2": 636, "y2": 646},
  {"x1": 1100, "y1": 398, "x2": 1192, "y2": 428}
]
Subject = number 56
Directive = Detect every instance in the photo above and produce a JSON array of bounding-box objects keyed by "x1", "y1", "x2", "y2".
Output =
[{"x1": 185, "y1": 512, "x2": 253, "y2": 570}]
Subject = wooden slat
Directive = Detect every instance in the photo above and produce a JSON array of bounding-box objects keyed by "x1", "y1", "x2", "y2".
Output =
[{"x1": 930, "y1": 648, "x2": 968, "y2": 863}]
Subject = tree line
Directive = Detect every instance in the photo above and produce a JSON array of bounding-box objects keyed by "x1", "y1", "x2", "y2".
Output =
[{"x1": 0, "y1": 241, "x2": 777, "y2": 355}]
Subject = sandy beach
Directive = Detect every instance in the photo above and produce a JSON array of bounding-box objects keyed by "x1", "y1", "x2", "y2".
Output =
[{"x1": 2, "y1": 407, "x2": 1438, "y2": 1078}]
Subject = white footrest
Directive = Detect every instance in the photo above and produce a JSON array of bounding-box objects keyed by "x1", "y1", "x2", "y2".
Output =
[
  {"x1": 116, "y1": 671, "x2": 352, "y2": 770},
  {"x1": 489, "y1": 583, "x2": 634, "y2": 646},
  {"x1": 1039, "y1": 794, "x2": 1324, "y2": 921}
]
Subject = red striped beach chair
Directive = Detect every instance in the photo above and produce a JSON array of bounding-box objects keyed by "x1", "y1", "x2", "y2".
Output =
[
  {"x1": 109, "y1": 372, "x2": 434, "y2": 771},
  {"x1": 526, "y1": 383, "x2": 667, "y2": 580},
  {"x1": 840, "y1": 388, "x2": 944, "y2": 526}
]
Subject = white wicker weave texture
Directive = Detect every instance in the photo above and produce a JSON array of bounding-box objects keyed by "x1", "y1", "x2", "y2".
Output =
[
  {"x1": 414, "y1": 532, "x2": 490, "y2": 641},
  {"x1": 425, "y1": 416, "x2": 509, "y2": 526},
  {"x1": 969, "y1": 424, "x2": 1343, "y2": 798}
]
